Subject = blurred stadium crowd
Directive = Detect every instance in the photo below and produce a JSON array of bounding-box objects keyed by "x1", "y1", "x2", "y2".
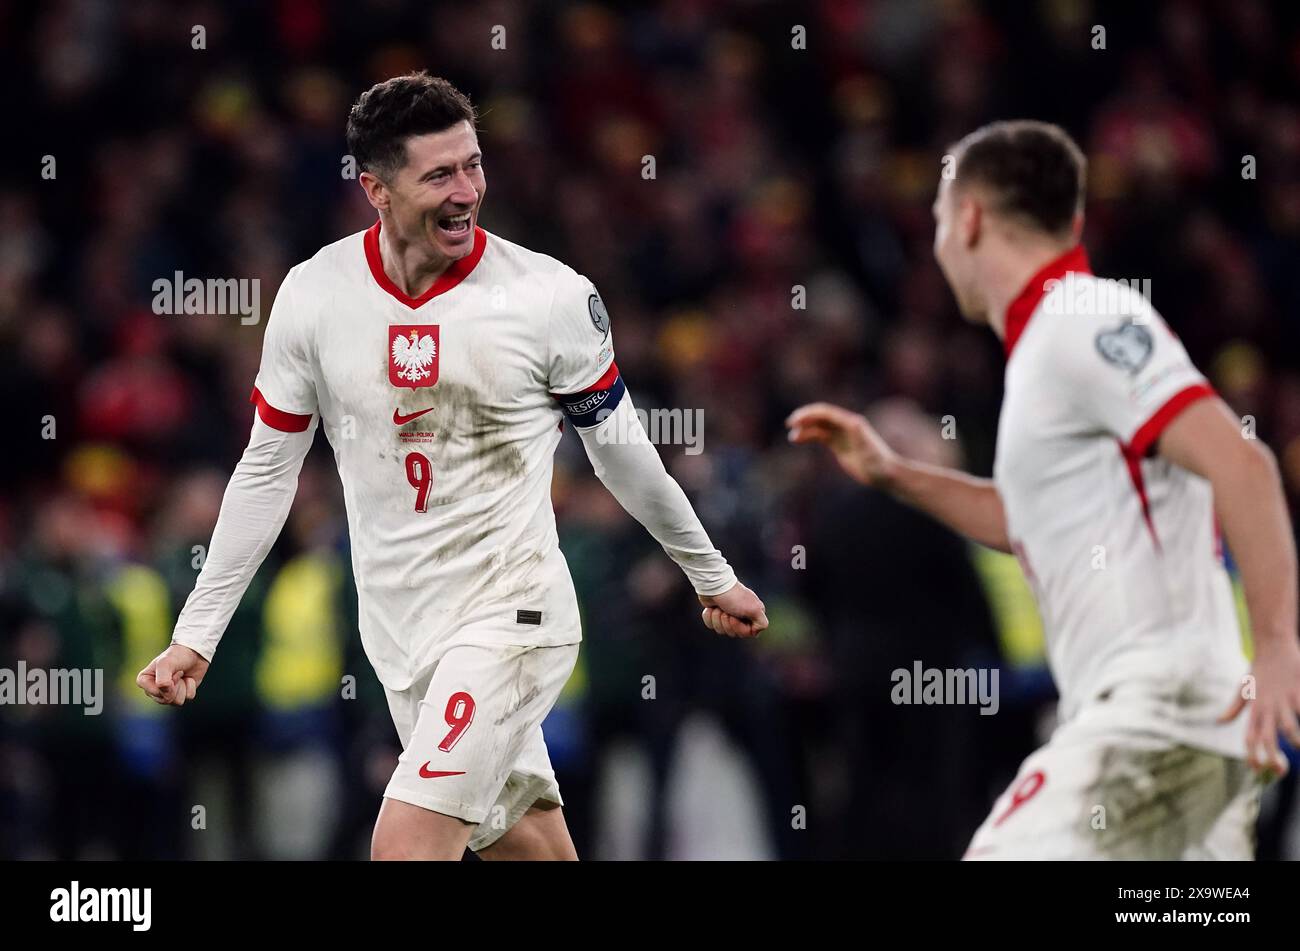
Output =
[{"x1": 2, "y1": 0, "x2": 1299, "y2": 859}]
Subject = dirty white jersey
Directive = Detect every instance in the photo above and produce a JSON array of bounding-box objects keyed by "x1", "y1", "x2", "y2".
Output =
[
  {"x1": 993, "y1": 246, "x2": 1249, "y2": 757},
  {"x1": 244, "y1": 223, "x2": 622, "y2": 689}
]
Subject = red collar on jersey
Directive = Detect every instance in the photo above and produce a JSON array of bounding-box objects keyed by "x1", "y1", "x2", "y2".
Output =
[
  {"x1": 1002, "y1": 244, "x2": 1091, "y2": 358},
  {"x1": 364, "y1": 219, "x2": 487, "y2": 308}
]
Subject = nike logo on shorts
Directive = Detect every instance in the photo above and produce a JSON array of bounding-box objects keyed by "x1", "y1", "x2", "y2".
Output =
[{"x1": 418, "y1": 763, "x2": 466, "y2": 779}]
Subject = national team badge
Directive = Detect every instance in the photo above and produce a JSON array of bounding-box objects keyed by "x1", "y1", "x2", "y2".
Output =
[{"x1": 389, "y1": 325, "x2": 439, "y2": 388}]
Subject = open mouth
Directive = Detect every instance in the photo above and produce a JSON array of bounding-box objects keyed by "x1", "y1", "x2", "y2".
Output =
[{"x1": 437, "y1": 211, "x2": 472, "y2": 238}]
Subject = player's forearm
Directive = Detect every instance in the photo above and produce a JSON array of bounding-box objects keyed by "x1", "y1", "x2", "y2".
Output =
[
  {"x1": 880, "y1": 457, "x2": 1012, "y2": 553},
  {"x1": 1210, "y1": 443, "x2": 1299, "y2": 654},
  {"x1": 171, "y1": 419, "x2": 315, "y2": 661},
  {"x1": 576, "y1": 399, "x2": 737, "y2": 596}
]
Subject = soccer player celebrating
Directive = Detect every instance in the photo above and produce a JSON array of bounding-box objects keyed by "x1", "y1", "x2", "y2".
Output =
[
  {"x1": 788, "y1": 121, "x2": 1300, "y2": 859},
  {"x1": 136, "y1": 72, "x2": 767, "y2": 860}
]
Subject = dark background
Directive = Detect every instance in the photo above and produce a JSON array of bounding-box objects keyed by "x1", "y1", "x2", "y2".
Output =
[{"x1": 1, "y1": 0, "x2": 1298, "y2": 859}]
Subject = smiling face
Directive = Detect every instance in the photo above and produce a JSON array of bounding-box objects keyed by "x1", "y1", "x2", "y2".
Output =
[{"x1": 362, "y1": 120, "x2": 486, "y2": 262}]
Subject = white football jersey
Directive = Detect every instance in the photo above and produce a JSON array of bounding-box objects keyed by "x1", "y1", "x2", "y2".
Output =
[
  {"x1": 251, "y1": 223, "x2": 617, "y2": 690},
  {"x1": 994, "y1": 246, "x2": 1248, "y2": 757}
]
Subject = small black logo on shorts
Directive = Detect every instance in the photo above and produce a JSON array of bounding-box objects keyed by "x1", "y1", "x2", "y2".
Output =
[{"x1": 516, "y1": 610, "x2": 542, "y2": 625}]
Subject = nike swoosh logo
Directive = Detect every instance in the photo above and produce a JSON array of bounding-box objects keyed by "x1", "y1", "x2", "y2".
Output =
[
  {"x1": 419, "y1": 764, "x2": 466, "y2": 779},
  {"x1": 394, "y1": 407, "x2": 435, "y2": 425}
]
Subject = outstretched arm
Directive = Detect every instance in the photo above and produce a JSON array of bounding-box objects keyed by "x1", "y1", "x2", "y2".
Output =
[
  {"x1": 140, "y1": 265, "x2": 320, "y2": 706},
  {"x1": 138, "y1": 410, "x2": 316, "y2": 706},
  {"x1": 570, "y1": 394, "x2": 768, "y2": 638},
  {"x1": 545, "y1": 265, "x2": 766, "y2": 638},
  {"x1": 786, "y1": 402, "x2": 1010, "y2": 553}
]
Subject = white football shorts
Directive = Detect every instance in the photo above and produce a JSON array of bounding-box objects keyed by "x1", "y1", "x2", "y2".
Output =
[
  {"x1": 382, "y1": 641, "x2": 580, "y2": 852},
  {"x1": 964, "y1": 686, "x2": 1263, "y2": 860}
]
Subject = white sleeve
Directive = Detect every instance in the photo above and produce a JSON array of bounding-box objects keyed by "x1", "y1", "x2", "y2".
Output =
[
  {"x1": 1058, "y1": 296, "x2": 1215, "y2": 456},
  {"x1": 171, "y1": 416, "x2": 317, "y2": 661},
  {"x1": 172, "y1": 267, "x2": 320, "y2": 661},
  {"x1": 251, "y1": 264, "x2": 319, "y2": 420},
  {"x1": 546, "y1": 264, "x2": 615, "y2": 395},
  {"x1": 575, "y1": 393, "x2": 737, "y2": 597}
]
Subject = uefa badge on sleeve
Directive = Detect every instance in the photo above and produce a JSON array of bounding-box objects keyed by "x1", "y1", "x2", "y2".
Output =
[
  {"x1": 588, "y1": 292, "x2": 610, "y2": 338},
  {"x1": 1094, "y1": 318, "x2": 1153, "y2": 375},
  {"x1": 389, "y1": 325, "x2": 439, "y2": 388}
]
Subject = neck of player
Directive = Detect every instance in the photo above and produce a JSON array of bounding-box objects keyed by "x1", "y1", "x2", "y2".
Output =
[
  {"x1": 982, "y1": 237, "x2": 1077, "y2": 341},
  {"x1": 379, "y1": 219, "x2": 455, "y2": 298}
]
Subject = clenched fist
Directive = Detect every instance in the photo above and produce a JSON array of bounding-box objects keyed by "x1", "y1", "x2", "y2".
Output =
[
  {"x1": 699, "y1": 581, "x2": 768, "y2": 638},
  {"x1": 137, "y1": 644, "x2": 210, "y2": 707}
]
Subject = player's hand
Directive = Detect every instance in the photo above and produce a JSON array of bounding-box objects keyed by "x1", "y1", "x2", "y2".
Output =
[
  {"x1": 137, "y1": 644, "x2": 210, "y2": 707},
  {"x1": 1218, "y1": 644, "x2": 1300, "y2": 777},
  {"x1": 699, "y1": 581, "x2": 768, "y2": 638},
  {"x1": 786, "y1": 402, "x2": 899, "y2": 489}
]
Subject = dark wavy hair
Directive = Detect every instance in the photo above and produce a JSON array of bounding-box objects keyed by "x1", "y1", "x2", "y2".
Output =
[{"x1": 345, "y1": 71, "x2": 477, "y2": 179}]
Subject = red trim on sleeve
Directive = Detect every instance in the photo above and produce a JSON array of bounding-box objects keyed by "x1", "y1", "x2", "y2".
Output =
[
  {"x1": 1114, "y1": 382, "x2": 1215, "y2": 553},
  {"x1": 364, "y1": 220, "x2": 487, "y2": 309},
  {"x1": 1119, "y1": 439, "x2": 1161, "y2": 552},
  {"x1": 552, "y1": 360, "x2": 620, "y2": 397},
  {"x1": 250, "y1": 386, "x2": 312, "y2": 432},
  {"x1": 1127, "y1": 382, "x2": 1216, "y2": 459},
  {"x1": 1003, "y1": 245, "x2": 1091, "y2": 358}
]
